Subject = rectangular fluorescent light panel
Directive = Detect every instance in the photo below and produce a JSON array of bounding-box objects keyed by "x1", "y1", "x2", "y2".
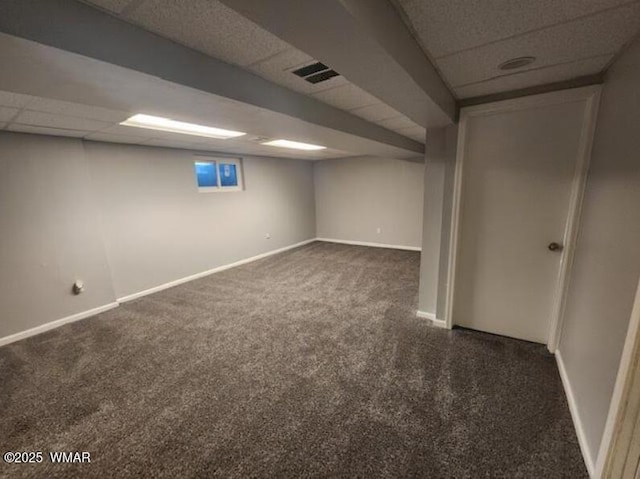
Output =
[
  {"x1": 262, "y1": 139, "x2": 326, "y2": 151},
  {"x1": 120, "y1": 114, "x2": 245, "y2": 139}
]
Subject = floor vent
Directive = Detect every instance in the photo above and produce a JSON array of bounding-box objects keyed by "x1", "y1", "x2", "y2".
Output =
[{"x1": 291, "y1": 61, "x2": 340, "y2": 84}]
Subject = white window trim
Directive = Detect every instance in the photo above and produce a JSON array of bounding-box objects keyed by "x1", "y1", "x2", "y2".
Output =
[{"x1": 194, "y1": 156, "x2": 243, "y2": 193}]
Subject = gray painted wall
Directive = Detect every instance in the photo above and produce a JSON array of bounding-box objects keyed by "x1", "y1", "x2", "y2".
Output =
[
  {"x1": 0, "y1": 133, "x2": 316, "y2": 339},
  {"x1": 558, "y1": 35, "x2": 640, "y2": 463},
  {"x1": 418, "y1": 126, "x2": 457, "y2": 316},
  {"x1": 313, "y1": 156, "x2": 424, "y2": 249},
  {"x1": 86, "y1": 142, "x2": 316, "y2": 298},
  {"x1": 0, "y1": 133, "x2": 116, "y2": 338}
]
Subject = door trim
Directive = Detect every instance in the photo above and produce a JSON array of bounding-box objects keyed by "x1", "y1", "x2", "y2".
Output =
[
  {"x1": 595, "y1": 277, "x2": 640, "y2": 479},
  {"x1": 444, "y1": 86, "x2": 602, "y2": 352}
]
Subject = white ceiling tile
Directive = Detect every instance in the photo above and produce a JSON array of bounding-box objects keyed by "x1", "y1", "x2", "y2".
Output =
[
  {"x1": 248, "y1": 47, "x2": 312, "y2": 73},
  {"x1": 454, "y1": 55, "x2": 613, "y2": 98},
  {"x1": 15, "y1": 110, "x2": 111, "y2": 131},
  {"x1": 8, "y1": 124, "x2": 89, "y2": 138},
  {"x1": 83, "y1": 132, "x2": 151, "y2": 144},
  {"x1": 139, "y1": 138, "x2": 261, "y2": 156},
  {"x1": 255, "y1": 145, "x2": 346, "y2": 160},
  {"x1": 95, "y1": 124, "x2": 157, "y2": 137},
  {"x1": 310, "y1": 83, "x2": 380, "y2": 111},
  {"x1": 189, "y1": 144, "x2": 239, "y2": 153},
  {"x1": 248, "y1": 48, "x2": 347, "y2": 95},
  {"x1": 0, "y1": 91, "x2": 35, "y2": 108},
  {"x1": 125, "y1": 0, "x2": 290, "y2": 67},
  {"x1": 298, "y1": 75, "x2": 349, "y2": 96},
  {"x1": 376, "y1": 115, "x2": 420, "y2": 131},
  {"x1": 141, "y1": 138, "x2": 210, "y2": 149},
  {"x1": 28, "y1": 97, "x2": 130, "y2": 122},
  {"x1": 437, "y1": 3, "x2": 640, "y2": 87},
  {"x1": 221, "y1": 145, "x2": 274, "y2": 156},
  {"x1": 80, "y1": 0, "x2": 134, "y2": 14},
  {"x1": 396, "y1": 0, "x2": 635, "y2": 58},
  {"x1": 350, "y1": 103, "x2": 403, "y2": 122},
  {"x1": 196, "y1": 140, "x2": 248, "y2": 152},
  {"x1": 0, "y1": 106, "x2": 20, "y2": 122},
  {"x1": 151, "y1": 131, "x2": 366, "y2": 159},
  {"x1": 143, "y1": 128, "x2": 234, "y2": 143}
]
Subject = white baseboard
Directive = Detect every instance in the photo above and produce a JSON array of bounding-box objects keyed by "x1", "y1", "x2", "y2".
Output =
[
  {"x1": 0, "y1": 239, "x2": 317, "y2": 348},
  {"x1": 0, "y1": 302, "x2": 119, "y2": 347},
  {"x1": 556, "y1": 350, "x2": 595, "y2": 478},
  {"x1": 118, "y1": 238, "x2": 317, "y2": 303},
  {"x1": 416, "y1": 310, "x2": 448, "y2": 329},
  {"x1": 1, "y1": 237, "x2": 417, "y2": 347},
  {"x1": 316, "y1": 237, "x2": 421, "y2": 252}
]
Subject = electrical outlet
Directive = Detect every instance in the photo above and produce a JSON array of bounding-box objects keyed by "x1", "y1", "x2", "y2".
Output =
[
  {"x1": 376, "y1": 227, "x2": 381, "y2": 234},
  {"x1": 265, "y1": 233, "x2": 271, "y2": 239},
  {"x1": 72, "y1": 280, "x2": 84, "y2": 295}
]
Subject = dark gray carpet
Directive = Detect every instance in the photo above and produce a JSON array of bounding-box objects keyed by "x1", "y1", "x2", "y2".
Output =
[{"x1": 0, "y1": 241, "x2": 587, "y2": 478}]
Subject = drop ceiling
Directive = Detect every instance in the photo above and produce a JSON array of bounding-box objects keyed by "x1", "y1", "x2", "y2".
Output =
[
  {"x1": 392, "y1": 0, "x2": 640, "y2": 99},
  {"x1": 3, "y1": 0, "x2": 636, "y2": 156},
  {"x1": 0, "y1": 89, "x2": 355, "y2": 159},
  {"x1": 0, "y1": 86, "x2": 363, "y2": 159},
  {"x1": 78, "y1": 0, "x2": 426, "y2": 143},
  {"x1": 0, "y1": 22, "x2": 431, "y2": 161},
  {"x1": 0, "y1": 29, "x2": 371, "y2": 162}
]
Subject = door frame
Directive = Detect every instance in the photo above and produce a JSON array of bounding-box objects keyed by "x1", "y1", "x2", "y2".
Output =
[
  {"x1": 595, "y1": 277, "x2": 640, "y2": 478},
  {"x1": 444, "y1": 86, "x2": 601, "y2": 351}
]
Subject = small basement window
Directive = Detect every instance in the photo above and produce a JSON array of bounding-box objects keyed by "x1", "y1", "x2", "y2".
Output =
[{"x1": 194, "y1": 157, "x2": 243, "y2": 192}]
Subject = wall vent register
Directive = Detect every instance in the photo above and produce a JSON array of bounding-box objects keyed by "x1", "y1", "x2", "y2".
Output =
[{"x1": 291, "y1": 61, "x2": 340, "y2": 84}]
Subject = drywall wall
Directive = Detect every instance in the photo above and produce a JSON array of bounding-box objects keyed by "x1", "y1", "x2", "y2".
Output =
[
  {"x1": 313, "y1": 156, "x2": 424, "y2": 249},
  {"x1": 418, "y1": 126, "x2": 457, "y2": 317},
  {"x1": 558, "y1": 35, "x2": 640, "y2": 466},
  {"x1": 0, "y1": 132, "x2": 316, "y2": 340},
  {"x1": 86, "y1": 142, "x2": 316, "y2": 298},
  {"x1": 0, "y1": 132, "x2": 116, "y2": 339}
]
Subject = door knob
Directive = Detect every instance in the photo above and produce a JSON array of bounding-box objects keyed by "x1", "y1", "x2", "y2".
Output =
[{"x1": 548, "y1": 242, "x2": 563, "y2": 252}]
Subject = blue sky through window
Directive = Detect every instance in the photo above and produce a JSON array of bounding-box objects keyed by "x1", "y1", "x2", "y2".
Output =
[
  {"x1": 195, "y1": 161, "x2": 217, "y2": 188},
  {"x1": 219, "y1": 163, "x2": 238, "y2": 187}
]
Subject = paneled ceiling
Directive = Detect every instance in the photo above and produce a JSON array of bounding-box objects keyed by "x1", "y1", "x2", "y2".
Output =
[
  {"x1": 78, "y1": 0, "x2": 426, "y2": 143},
  {"x1": 0, "y1": 89, "x2": 354, "y2": 160},
  {"x1": 392, "y1": 0, "x2": 640, "y2": 99},
  {"x1": 5, "y1": 0, "x2": 638, "y2": 155}
]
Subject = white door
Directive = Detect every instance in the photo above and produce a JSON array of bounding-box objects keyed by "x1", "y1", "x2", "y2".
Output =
[{"x1": 453, "y1": 96, "x2": 589, "y2": 343}]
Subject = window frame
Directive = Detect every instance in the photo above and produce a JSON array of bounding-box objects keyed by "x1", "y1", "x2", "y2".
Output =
[{"x1": 194, "y1": 156, "x2": 244, "y2": 193}]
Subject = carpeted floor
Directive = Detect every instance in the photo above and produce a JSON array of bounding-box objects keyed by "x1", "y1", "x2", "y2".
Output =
[{"x1": 0, "y1": 241, "x2": 587, "y2": 478}]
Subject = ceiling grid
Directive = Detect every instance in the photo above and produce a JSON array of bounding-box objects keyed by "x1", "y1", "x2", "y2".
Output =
[
  {"x1": 392, "y1": 0, "x2": 640, "y2": 99},
  {"x1": 79, "y1": 0, "x2": 427, "y2": 143}
]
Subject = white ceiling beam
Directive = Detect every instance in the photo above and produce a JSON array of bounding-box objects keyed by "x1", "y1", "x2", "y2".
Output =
[
  {"x1": 0, "y1": 0, "x2": 424, "y2": 156},
  {"x1": 219, "y1": 0, "x2": 456, "y2": 128}
]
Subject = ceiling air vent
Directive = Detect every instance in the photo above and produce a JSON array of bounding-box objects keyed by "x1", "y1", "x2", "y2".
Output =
[{"x1": 291, "y1": 61, "x2": 340, "y2": 84}]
